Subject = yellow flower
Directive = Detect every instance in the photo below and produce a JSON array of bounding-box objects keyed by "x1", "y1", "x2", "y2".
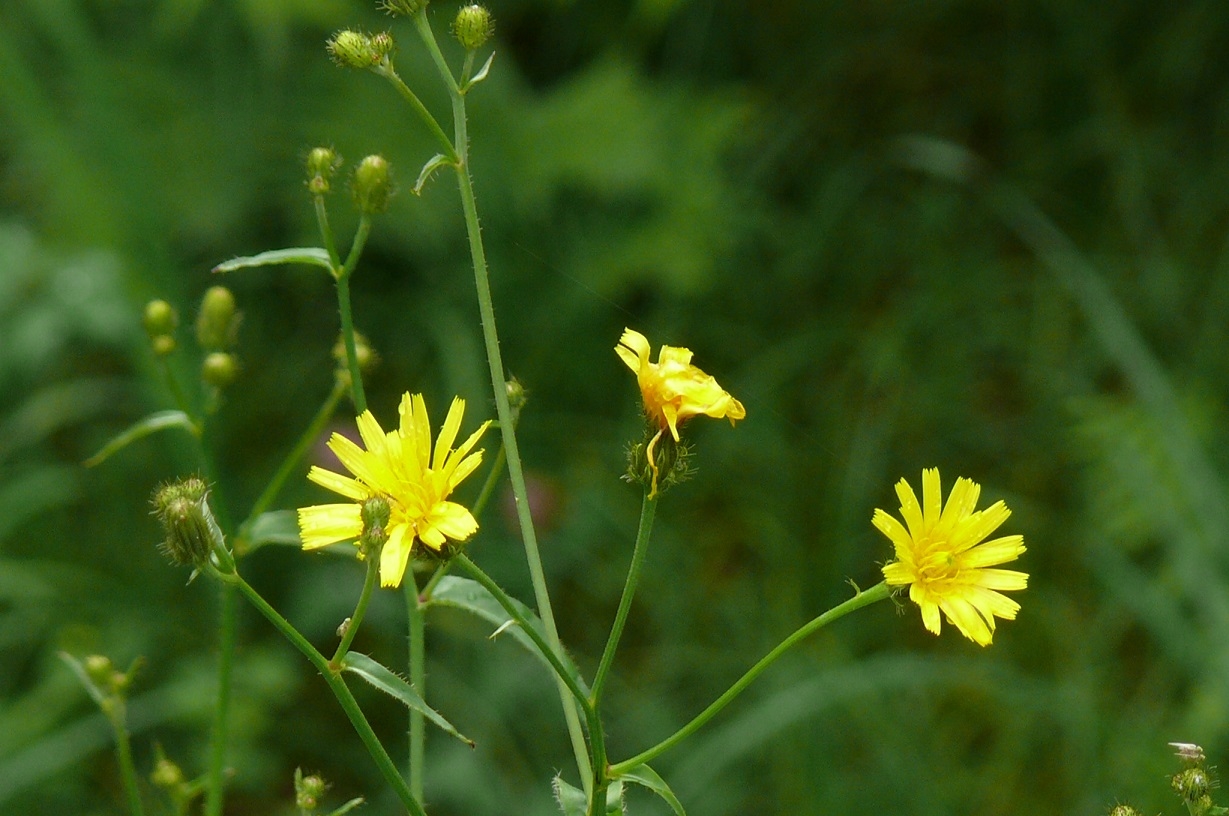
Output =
[
  {"x1": 298, "y1": 393, "x2": 490, "y2": 588},
  {"x1": 615, "y1": 327, "x2": 746, "y2": 496},
  {"x1": 873, "y1": 468, "x2": 1028, "y2": 646}
]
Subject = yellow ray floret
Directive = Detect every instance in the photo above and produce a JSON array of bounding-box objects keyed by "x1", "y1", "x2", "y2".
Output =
[
  {"x1": 616, "y1": 327, "x2": 745, "y2": 496},
  {"x1": 297, "y1": 392, "x2": 490, "y2": 588},
  {"x1": 873, "y1": 468, "x2": 1028, "y2": 646}
]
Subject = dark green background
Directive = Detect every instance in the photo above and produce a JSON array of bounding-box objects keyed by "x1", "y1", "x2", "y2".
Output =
[{"x1": 3, "y1": 0, "x2": 1229, "y2": 813}]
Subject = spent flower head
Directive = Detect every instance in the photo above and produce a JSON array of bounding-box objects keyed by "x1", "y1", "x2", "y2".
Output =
[
  {"x1": 873, "y1": 468, "x2": 1028, "y2": 646},
  {"x1": 298, "y1": 392, "x2": 490, "y2": 587},
  {"x1": 615, "y1": 327, "x2": 745, "y2": 496}
]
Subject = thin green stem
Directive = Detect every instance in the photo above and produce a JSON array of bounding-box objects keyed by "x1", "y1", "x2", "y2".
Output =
[
  {"x1": 373, "y1": 64, "x2": 458, "y2": 163},
  {"x1": 108, "y1": 700, "x2": 146, "y2": 816},
  {"x1": 405, "y1": 571, "x2": 426, "y2": 801},
  {"x1": 590, "y1": 492, "x2": 657, "y2": 705},
  {"x1": 220, "y1": 568, "x2": 427, "y2": 816},
  {"x1": 204, "y1": 583, "x2": 236, "y2": 816},
  {"x1": 236, "y1": 380, "x2": 347, "y2": 553},
  {"x1": 450, "y1": 117, "x2": 593, "y2": 790},
  {"x1": 335, "y1": 279, "x2": 367, "y2": 416},
  {"x1": 157, "y1": 356, "x2": 195, "y2": 423},
  {"x1": 314, "y1": 194, "x2": 341, "y2": 269},
  {"x1": 426, "y1": 20, "x2": 591, "y2": 784},
  {"x1": 331, "y1": 556, "x2": 381, "y2": 665},
  {"x1": 609, "y1": 581, "x2": 892, "y2": 775},
  {"x1": 411, "y1": 11, "x2": 460, "y2": 96}
]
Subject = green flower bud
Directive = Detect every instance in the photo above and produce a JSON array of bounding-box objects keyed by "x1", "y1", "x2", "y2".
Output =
[
  {"x1": 1173, "y1": 767, "x2": 1212, "y2": 802},
  {"x1": 143, "y1": 300, "x2": 177, "y2": 339},
  {"x1": 506, "y1": 377, "x2": 528, "y2": 412},
  {"x1": 380, "y1": 0, "x2": 428, "y2": 16},
  {"x1": 152, "y1": 335, "x2": 177, "y2": 357},
  {"x1": 152, "y1": 477, "x2": 226, "y2": 567},
  {"x1": 359, "y1": 496, "x2": 391, "y2": 556},
  {"x1": 352, "y1": 155, "x2": 394, "y2": 214},
  {"x1": 202, "y1": 352, "x2": 239, "y2": 389},
  {"x1": 295, "y1": 767, "x2": 329, "y2": 812},
  {"x1": 327, "y1": 30, "x2": 381, "y2": 69},
  {"x1": 195, "y1": 286, "x2": 239, "y2": 351},
  {"x1": 370, "y1": 31, "x2": 396, "y2": 61},
  {"x1": 1107, "y1": 806, "x2": 1142, "y2": 816},
  {"x1": 453, "y1": 4, "x2": 494, "y2": 51},
  {"x1": 306, "y1": 147, "x2": 342, "y2": 195},
  {"x1": 150, "y1": 753, "x2": 185, "y2": 790},
  {"x1": 84, "y1": 654, "x2": 114, "y2": 688}
]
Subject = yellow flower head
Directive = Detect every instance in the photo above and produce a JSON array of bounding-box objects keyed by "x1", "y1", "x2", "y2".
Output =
[
  {"x1": 298, "y1": 393, "x2": 490, "y2": 588},
  {"x1": 615, "y1": 327, "x2": 746, "y2": 496},
  {"x1": 873, "y1": 468, "x2": 1028, "y2": 646}
]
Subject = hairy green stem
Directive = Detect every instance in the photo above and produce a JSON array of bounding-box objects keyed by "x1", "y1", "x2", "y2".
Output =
[
  {"x1": 314, "y1": 194, "x2": 340, "y2": 269},
  {"x1": 609, "y1": 581, "x2": 891, "y2": 775},
  {"x1": 405, "y1": 572, "x2": 426, "y2": 801},
  {"x1": 220, "y1": 568, "x2": 427, "y2": 816},
  {"x1": 591, "y1": 492, "x2": 657, "y2": 705},
  {"x1": 405, "y1": 10, "x2": 592, "y2": 785},
  {"x1": 204, "y1": 583, "x2": 236, "y2": 816},
  {"x1": 331, "y1": 556, "x2": 381, "y2": 665}
]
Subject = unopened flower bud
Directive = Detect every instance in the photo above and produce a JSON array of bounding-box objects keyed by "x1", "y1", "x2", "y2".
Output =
[
  {"x1": 380, "y1": 0, "x2": 428, "y2": 16},
  {"x1": 195, "y1": 286, "x2": 238, "y2": 351},
  {"x1": 1172, "y1": 767, "x2": 1212, "y2": 802},
  {"x1": 506, "y1": 378, "x2": 528, "y2": 412},
  {"x1": 84, "y1": 654, "x2": 114, "y2": 688},
  {"x1": 152, "y1": 335, "x2": 177, "y2": 356},
  {"x1": 353, "y1": 155, "x2": 394, "y2": 214},
  {"x1": 202, "y1": 352, "x2": 239, "y2": 388},
  {"x1": 143, "y1": 300, "x2": 177, "y2": 338},
  {"x1": 295, "y1": 768, "x2": 329, "y2": 811},
  {"x1": 306, "y1": 147, "x2": 341, "y2": 195},
  {"x1": 150, "y1": 755, "x2": 185, "y2": 789},
  {"x1": 453, "y1": 4, "x2": 494, "y2": 51},
  {"x1": 333, "y1": 332, "x2": 378, "y2": 377},
  {"x1": 152, "y1": 477, "x2": 226, "y2": 567},
  {"x1": 327, "y1": 30, "x2": 382, "y2": 69},
  {"x1": 1107, "y1": 806, "x2": 1142, "y2": 816}
]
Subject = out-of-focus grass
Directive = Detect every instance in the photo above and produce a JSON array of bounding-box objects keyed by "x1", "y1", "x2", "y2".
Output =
[{"x1": 2, "y1": 1, "x2": 1229, "y2": 813}]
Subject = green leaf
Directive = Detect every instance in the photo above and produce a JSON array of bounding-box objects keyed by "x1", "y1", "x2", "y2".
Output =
[
  {"x1": 428, "y1": 576, "x2": 590, "y2": 696},
  {"x1": 461, "y1": 51, "x2": 496, "y2": 93},
  {"x1": 616, "y1": 764, "x2": 685, "y2": 815},
  {"x1": 553, "y1": 776, "x2": 586, "y2": 816},
  {"x1": 83, "y1": 410, "x2": 198, "y2": 467},
  {"x1": 57, "y1": 652, "x2": 108, "y2": 709},
  {"x1": 211, "y1": 247, "x2": 333, "y2": 274},
  {"x1": 340, "y1": 652, "x2": 473, "y2": 748},
  {"x1": 412, "y1": 153, "x2": 454, "y2": 195},
  {"x1": 240, "y1": 510, "x2": 301, "y2": 553}
]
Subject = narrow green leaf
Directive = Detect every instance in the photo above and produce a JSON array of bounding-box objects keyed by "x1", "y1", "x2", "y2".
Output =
[
  {"x1": 212, "y1": 247, "x2": 333, "y2": 274},
  {"x1": 340, "y1": 653, "x2": 473, "y2": 748},
  {"x1": 552, "y1": 776, "x2": 586, "y2": 816},
  {"x1": 462, "y1": 51, "x2": 496, "y2": 92},
  {"x1": 428, "y1": 576, "x2": 590, "y2": 696},
  {"x1": 412, "y1": 153, "x2": 454, "y2": 195},
  {"x1": 617, "y1": 765, "x2": 685, "y2": 815},
  {"x1": 241, "y1": 510, "x2": 301, "y2": 552},
  {"x1": 324, "y1": 797, "x2": 366, "y2": 816},
  {"x1": 83, "y1": 410, "x2": 198, "y2": 467}
]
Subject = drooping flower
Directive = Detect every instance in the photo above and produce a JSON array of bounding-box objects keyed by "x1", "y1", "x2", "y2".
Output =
[
  {"x1": 298, "y1": 392, "x2": 490, "y2": 587},
  {"x1": 615, "y1": 327, "x2": 745, "y2": 496},
  {"x1": 873, "y1": 468, "x2": 1028, "y2": 646}
]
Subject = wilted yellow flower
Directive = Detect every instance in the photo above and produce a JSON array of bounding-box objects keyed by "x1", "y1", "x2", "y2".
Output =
[
  {"x1": 615, "y1": 327, "x2": 745, "y2": 496},
  {"x1": 298, "y1": 393, "x2": 489, "y2": 587},
  {"x1": 873, "y1": 468, "x2": 1028, "y2": 646}
]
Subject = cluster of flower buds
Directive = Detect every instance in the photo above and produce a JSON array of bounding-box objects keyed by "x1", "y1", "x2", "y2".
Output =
[
  {"x1": 326, "y1": 30, "x2": 395, "y2": 70},
  {"x1": 142, "y1": 300, "x2": 178, "y2": 356},
  {"x1": 196, "y1": 285, "x2": 241, "y2": 390}
]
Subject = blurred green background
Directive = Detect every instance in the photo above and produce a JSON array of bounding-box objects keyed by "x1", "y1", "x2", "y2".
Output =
[{"x1": 3, "y1": 0, "x2": 1229, "y2": 813}]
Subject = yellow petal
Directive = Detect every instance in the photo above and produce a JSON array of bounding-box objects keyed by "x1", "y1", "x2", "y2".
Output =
[
  {"x1": 298, "y1": 503, "x2": 362, "y2": 550},
  {"x1": 379, "y1": 524, "x2": 411, "y2": 588},
  {"x1": 307, "y1": 466, "x2": 367, "y2": 501}
]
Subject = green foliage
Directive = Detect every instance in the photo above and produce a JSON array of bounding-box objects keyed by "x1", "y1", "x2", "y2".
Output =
[{"x1": 3, "y1": 0, "x2": 1229, "y2": 813}]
